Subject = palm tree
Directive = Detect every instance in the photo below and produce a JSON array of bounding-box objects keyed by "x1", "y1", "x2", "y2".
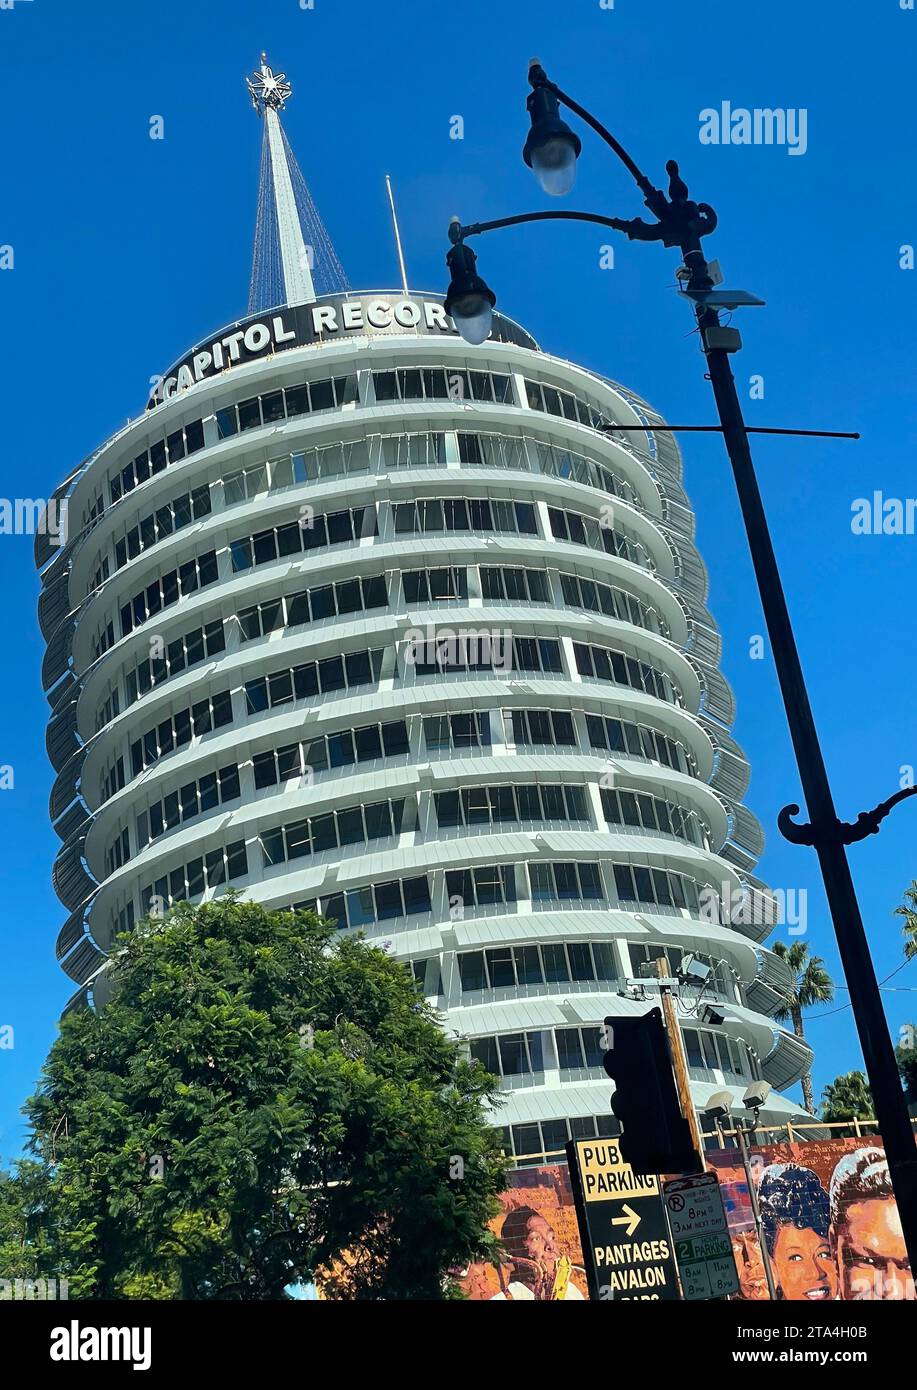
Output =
[
  {"x1": 821, "y1": 1070, "x2": 874, "y2": 1123},
  {"x1": 894, "y1": 881, "x2": 917, "y2": 961},
  {"x1": 772, "y1": 940, "x2": 835, "y2": 1113}
]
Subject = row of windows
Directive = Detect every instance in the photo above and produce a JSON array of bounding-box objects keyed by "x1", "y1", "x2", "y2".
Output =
[
  {"x1": 98, "y1": 393, "x2": 637, "y2": 540},
  {"x1": 216, "y1": 375, "x2": 358, "y2": 439},
  {"x1": 109, "y1": 420, "x2": 206, "y2": 506},
  {"x1": 497, "y1": 1115, "x2": 619, "y2": 1166},
  {"x1": 229, "y1": 504, "x2": 378, "y2": 573},
  {"x1": 683, "y1": 1026, "x2": 763, "y2": 1081},
  {"x1": 423, "y1": 711, "x2": 492, "y2": 750},
  {"x1": 100, "y1": 755, "x2": 125, "y2": 804},
  {"x1": 548, "y1": 505, "x2": 646, "y2": 568},
  {"x1": 135, "y1": 764, "x2": 241, "y2": 851},
  {"x1": 600, "y1": 786, "x2": 706, "y2": 847},
  {"x1": 286, "y1": 856, "x2": 712, "y2": 934},
  {"x1": 244, "y1": 648, "x2": 385, "y2": 713},
  {"x1": 435, "y1": 782, "x2": 589, "y2": 830},
  {"x1": 260, "y1": 798, "x2": 411, "y2": 868},
  {"x1": 109, "y1": 485, "x2": 212, "y2": 579},
  {"x1": 470, "y1": 1024, "x2": 760, "y2": 1087},
  {"x1": 123, "y1": 619, "x2": 226, "y2": 708},
  {"x1": 140, "y1": 840, "x2": 248, "y2": 914},
  {"x1": 106, "y1": 826, "x2": 130, "y2": 876},
  {"x1": 612, "y1": 862, "x2": 707, "y2": 913},
  {"x1": 393, "y1": 497, "x2": 537, "y2": 537},
  {"x1": 193, "y1": 432, "x2": 635, "y2": 531},
  {"x1": 252, "y1": 719, "x2": 410, "y2": 788},
  {"x1": 560, "y1": 572, "x2": 662, "y2": 633},
  {"x1": 118, "y1": 550, "x2": 218, "y2": 639},
  {"x1": 458, "y1": 940, "x2": 619, "y2": 994},
  {"x1": 409, "y1": 635, "x2": 562, "y2": 677},
  {"x1": 112, "y1": 675, "x2": 690, "y2": 793},
  {"x1": 585, "y1": 712, "x2": 690, "y2": 774},
  {"x1": 238, "y1": 573, "x2": 388, "y2": 641},
  {"x1": 469, "y1": 1030, "x2": 544, "y2": 1082},
  {"x1": 95, "y1": 687, "x2": 121, "y2": 733},
  {"x1": 573, "y1": 641, "x2": 675, "y2": 703},
  {"x1": 372, "y1": 366, "x2": 512, "y2": 405},
  {"x1": 128, "y1": 690, "x2": 234, "y2": 778},
  {"x1": 524, "y1": 378, "x2": 617, "y2": 433}
]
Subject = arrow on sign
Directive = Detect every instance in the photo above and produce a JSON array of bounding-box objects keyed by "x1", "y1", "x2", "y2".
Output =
[{"x1": 611, "y1": 1204, "x2": 640, "y2": 1237}]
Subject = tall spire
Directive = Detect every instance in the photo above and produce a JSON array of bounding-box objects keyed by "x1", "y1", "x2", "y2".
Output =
[{"x1": 246, "y1": 53, "x2": 350, "y2": 314}]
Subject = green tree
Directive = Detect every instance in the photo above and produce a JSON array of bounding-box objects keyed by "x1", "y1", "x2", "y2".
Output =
[
  {"x1": 0, "y1": 897, "x2": 506, "y2": 1299},
  {"x1": 894, "y1": 882, "x2": 917, "y2": 961},
  {"x1": 772, "y1": 940, "x2": 834, "y2": 1113},
  {"x1": 821, "y1": 1070, "x2": 874, "y2": 1123}
]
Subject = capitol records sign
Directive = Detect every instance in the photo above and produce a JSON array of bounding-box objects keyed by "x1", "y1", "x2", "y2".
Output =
[{"x1": 147, "y1": 292, "x2": 537, "y2": 409}]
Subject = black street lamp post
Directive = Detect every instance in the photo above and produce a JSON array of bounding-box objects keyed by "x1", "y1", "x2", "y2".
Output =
[{"x1": 443, "y1": 59, "x2": 917, "y2": 1274}]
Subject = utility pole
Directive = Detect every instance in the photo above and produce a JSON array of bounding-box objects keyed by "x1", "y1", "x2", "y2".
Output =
[{"x1": 656, "y1": 957, "x2": 705, "y2": 1170}]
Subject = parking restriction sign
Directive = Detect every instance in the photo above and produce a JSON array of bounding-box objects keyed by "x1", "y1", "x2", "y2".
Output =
[{"x1": 663, "y1": 1172, "x2": 739, "y2": 1300}]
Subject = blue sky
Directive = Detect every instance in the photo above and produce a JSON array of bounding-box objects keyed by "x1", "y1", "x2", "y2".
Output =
[{"x1": 1, "y1": 0, "x2": 916, "y2": 1157}]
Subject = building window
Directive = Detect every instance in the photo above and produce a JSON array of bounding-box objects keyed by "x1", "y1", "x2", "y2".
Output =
[
  {"x1": 259, "y1": 798, "x2": 411, "y2": 870},
  {"x1": 422, "y1": 711, "x2": 492, "y2": 751},
  {"x1": 229, "y1": 505, "x2": 378, "y2": 573},
  {"x1": 129, "y1": 690, "x2": 234, "y2": 778},
  {"x1": 445, "y1": 864, "x2": 517, "y2": 910},
  {"x1": 141, "y1": 839, "x2": 249, "y2": 913},
  {"x1": 119, "y1": 550, "x2": 218, "y2": 639},
  {"x1": 600, "y1": 786, "x2": 703, "y2": 846},
  {"x1": 529, "y1": 861, "x2": 604, "y2": 904},
  {"x1": 252, "y1": 719, "x2": 409, "y2": 788},
  {"x1": 435, "y1": 782, "x2": 589, "y2": 829},
  {"x1": 124, "y1": 619, "x2": 226, "y2": 707},
  {"x1": 585, "y1": 713, "x2": 690, "y2": 775},
  {"x1": 573, "y1": 641, "x2": 674, "y2": 704},
  {"x1": 238, "y1": 574, "x2": 388, "y2": 642},
  {"x1": 506, "y1": 708, "x2": 576, "y2": 748},
  {"x1": 244, "y1": 647, "x2": 385, "y2": 714}
]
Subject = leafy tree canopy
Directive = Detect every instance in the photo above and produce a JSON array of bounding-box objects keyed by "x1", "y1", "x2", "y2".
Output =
[
  {"x1": 0, "y1": 896, "x2": 506, "y2": 1299},
  {"x1": 820, "y1": 1070, "x2": 874, "y2": 1123}
]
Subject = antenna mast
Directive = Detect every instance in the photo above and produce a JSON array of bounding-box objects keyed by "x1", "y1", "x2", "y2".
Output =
[{"x1": 385, "y1": 174, "x2": 410, "y2": 296}]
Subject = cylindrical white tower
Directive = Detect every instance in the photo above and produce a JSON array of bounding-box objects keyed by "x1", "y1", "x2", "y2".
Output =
[{"x1": 37, "y1": 286, "x2": 812, "y2": 1161}]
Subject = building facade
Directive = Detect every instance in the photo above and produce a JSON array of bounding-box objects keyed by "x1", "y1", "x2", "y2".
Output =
[{"x1": 36, "y1": 62, "x2": 812, "y2": 1162}]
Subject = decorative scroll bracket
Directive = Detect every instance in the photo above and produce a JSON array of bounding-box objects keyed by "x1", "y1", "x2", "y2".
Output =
[{"x1": 778, "y1": 786, "x2": 917, "y2": 848}]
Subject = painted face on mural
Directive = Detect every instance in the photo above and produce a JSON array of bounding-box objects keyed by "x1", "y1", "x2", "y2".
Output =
[
  {"x1": 522, "y1": 1215, "x2": 561, "y2": 1265},
  {"x1": 732, "y1": 1231, "x2": 769, "y2": 1300},
  {"x1": 836, "y1": 1199, "x2": 915, "y2": 1300},
  {"x1": 771, "y1": 1224, "x2": 836, "y2": 1301}
]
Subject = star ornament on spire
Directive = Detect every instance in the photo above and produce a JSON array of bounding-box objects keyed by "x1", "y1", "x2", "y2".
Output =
[{"x1": 246, "y1": 54, "x2": 292, "y2": 115}]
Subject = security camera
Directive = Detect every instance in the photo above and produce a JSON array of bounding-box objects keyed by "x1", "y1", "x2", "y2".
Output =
[
  {"x1": 704, "y1": 1089, "x2": 734, "y2": 1119},
  {"x1": 681, "y1": 955, "x2": 711, "y2": 986},
  {"x1": 699, "y1": 1003, "x2": 725, "y2": 1026},
  {"x1": 742, "y1": 1081, "x2": 772, "y2": 1110}
]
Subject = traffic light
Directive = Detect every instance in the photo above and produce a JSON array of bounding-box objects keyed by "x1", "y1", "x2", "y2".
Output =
[{"x1": 603, "y1": 1008, "x2": 699, "y2": 1174}]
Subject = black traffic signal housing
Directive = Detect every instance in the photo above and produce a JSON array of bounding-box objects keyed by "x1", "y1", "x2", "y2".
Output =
[{"x1": 603, "y1": 1008, "x2": 699, "y2": 1174}]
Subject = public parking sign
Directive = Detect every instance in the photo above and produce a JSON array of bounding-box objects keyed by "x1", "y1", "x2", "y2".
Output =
[
  {"x1": 663, "y1": 1172, "x2": 739, "y2": 1300},
  {"x1": 566, "y1": 1138, "x2": 680, "y2": 1300}
]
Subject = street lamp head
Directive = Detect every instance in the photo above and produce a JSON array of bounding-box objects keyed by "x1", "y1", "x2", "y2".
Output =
[
  {"x1": 523, "y1": 62, "x2": 581, "y2": 197},
  {"x1": 704, "y1": 1090, "x2": 734, "y2": 1120},
  {"x1": 742, "y1": 1081, "x2": 771, "y2": 1111},
  {"x1": 444, "y1": 225, "x2": 496, "y2": 345}
]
